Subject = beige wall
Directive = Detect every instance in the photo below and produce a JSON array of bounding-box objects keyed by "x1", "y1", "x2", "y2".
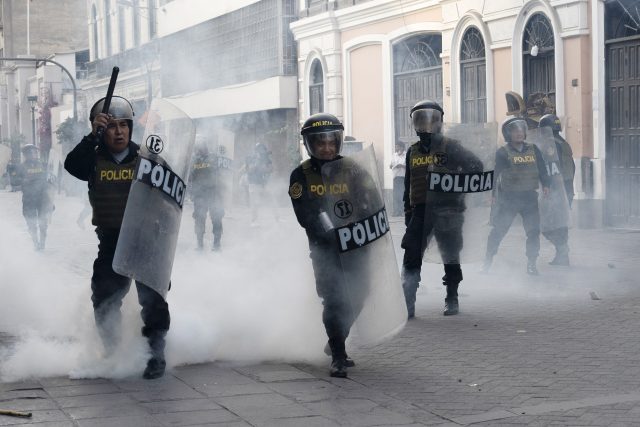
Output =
[
  {"x1": 341, "y1": 8, "x2": 442, "y2": 44},
  {"x1": 563, "y1": 35, "x2": 593, "y2": 158},
  {"x1": 349, "y1": 44, "x2": 385, "y2": 173},
  {"x1": 492, "y1": 47, "x2": 513, "y2": 137}
]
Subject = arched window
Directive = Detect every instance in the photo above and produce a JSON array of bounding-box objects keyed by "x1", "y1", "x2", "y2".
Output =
[
  {"x1": 392, "y1": 34, "x2": 442, "y2": 145},
  {"x1": 92, "y1": 4, "x2": 99, "y2": 59},
  {"x1": 148, "y1": 0, "x2": 157, "y2": 39},
  {"x1": 133, "y1": 0, "x2": 140, "y2": 46},
  {"x1": 309, "y1": 59, "x2": 324, "y2": 115},
  {"x1": 118, "y1": 5, "x2": 126, "y2": 52},
  {"x1": 104, "y1": 0, "x2": 112, "y2": 56},
  {"x1": 522, "y1": 13, "x2": 555, "y2": 103},
  {"x1": 460, "y1": 26, "x2": 487, "y2": 123},
  {"x1": 606, "y1": 0, "x2": 640, "y2": 40}
]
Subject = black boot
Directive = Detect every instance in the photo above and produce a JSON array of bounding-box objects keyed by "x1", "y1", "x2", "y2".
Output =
[
  {"x1": 549, "y1": 245, "x2": 570, "y2": 266},
  {"x1": 324, "y1": 340, "x2": 355, "y2": 367},
  {"x1": 327, "y1": 337, "x2": 349, "y2": 377},
  {"x1": 143, "y1": 330, "x2": 167, "y2": 380},
  {"x1": 212, "y1": 235, "x2": 221, "y2": 252},
  {"x1": 443, "y1": 283, "x2": 459, "y2": 316},
  {"x1": 330, "y1": 358, "x2": 348, "y2": 378},
  {"x1": 527, "y1": 258, "x2": 539, "y2": 276},
  {"x1": 401, "y1": 268, "x2": 420, "y2": 319}
]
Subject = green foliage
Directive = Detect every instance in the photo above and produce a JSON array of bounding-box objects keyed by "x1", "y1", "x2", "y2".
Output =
[{"x1": 55, "y1": 117, "x2": 88, "y2": 147}]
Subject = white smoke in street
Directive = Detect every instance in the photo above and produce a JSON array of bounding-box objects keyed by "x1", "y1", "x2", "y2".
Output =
[{"x1": 0, "y1": 191, "x2": 326, "y2": 381}]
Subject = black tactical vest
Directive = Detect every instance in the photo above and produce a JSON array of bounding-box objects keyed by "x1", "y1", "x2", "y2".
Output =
[
  {"x1": 20, "y1": 159, "x2": 47, "y2": 197},
  {"x1": 408, "y1": 137, "x2": 457, "y2": 206},
  {"x1": 501, "y1": 143, "x2": 539, "y2": 192},
  {"x1": 301, "y1": 159, "x2": 351, "y2": 200},
  {"x1": 89, "y1": 155, "x2": 136, "y2": 228}
]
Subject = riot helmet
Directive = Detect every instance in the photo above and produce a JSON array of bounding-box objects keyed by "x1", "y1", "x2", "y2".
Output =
[
  {"x1": 301, "y1": 113, "x2": 344, "y2": 160},
  {"x1": 89, "y1": 96, "x2": 135, "y2": 135},
  {"x1": 21, "y1": 144, "x2": 38, "y2": 159},
  {"x1": 410, "y1": 100, "x2": 444, "y2": 134},
  {"x1": 539, "y1": 114, "x2": 562, "y2": 132},
  {"x1": 502, "y1": 117, "x2": 528, "y2": 143}
]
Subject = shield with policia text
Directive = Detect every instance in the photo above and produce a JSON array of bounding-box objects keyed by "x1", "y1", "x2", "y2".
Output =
[
  {"x1": 528, "y1": 127, "x2": 571, "y2": 232},
  {"x1": 320, "y1": 145, "x2": 406, "y2": 344},
  {"x1": 422, "y1": 123, "x2": 497, "y2": 263},
  {"x1": 113, "y1": 98, "x2": 196, "y2": 299}
]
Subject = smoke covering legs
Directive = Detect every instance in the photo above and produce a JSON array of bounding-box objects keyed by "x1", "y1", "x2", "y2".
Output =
[{"x1": 92, "y1": 229, "x2": 170, "y2": 378}]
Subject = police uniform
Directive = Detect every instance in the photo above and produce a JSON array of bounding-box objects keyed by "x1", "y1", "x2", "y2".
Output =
[
  {"x1": 64, "y1": 134, "x2": 170, "y2": 360},
  {"x1": 17, "y1": 155, "x2": 53, "y2": 249},
  {"x1": 485, "y1": 141, "x2": 550, "y2": 266},
  {"x1": 289, "y1": 156, "x2": 372, "y2": 369},
  {"x1": 402, "y1": 132, "x2": 482, "y2": 317},
  {"x1": 191, "y1": 152, "x2": 224, "y2": 250}
]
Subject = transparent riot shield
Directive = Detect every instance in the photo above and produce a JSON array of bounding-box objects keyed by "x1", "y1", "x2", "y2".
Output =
[
  {"x1": 113, "y1": 99, "x2": 196, "y2": 299},
  {"x1": 528, "y1": 127, "x2": 571, "y2": 232},
  {"x1": 422, "y1": 123, "x2": 497, "y2": 263},
  {"x1": 320, "y1": 146, "x2": 406, "y2": 344}
]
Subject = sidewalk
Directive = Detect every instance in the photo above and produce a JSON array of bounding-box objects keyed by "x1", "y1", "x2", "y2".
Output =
[{"x1": 1, "y1": 192, "x2": 640, "y2": 426}]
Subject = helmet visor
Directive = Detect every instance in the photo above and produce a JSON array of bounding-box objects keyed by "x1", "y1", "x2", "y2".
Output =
[
  {"x1": 303, "y1": 130, "x2": 343, "y2": 160},
  {"x1": 504, "y1": 119, "x2": 528, "y2": 142},
  {"x1": 411, "y1": 109, "x2": 443, "y2": 134}
]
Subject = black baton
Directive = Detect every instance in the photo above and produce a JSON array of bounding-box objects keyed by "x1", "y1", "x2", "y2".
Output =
[{"x1": 96, "y1": 66, "x2": 120, "y2": 140}]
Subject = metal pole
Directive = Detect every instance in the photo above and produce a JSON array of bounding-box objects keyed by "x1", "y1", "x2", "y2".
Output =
[
  {"x1": 30, "y1": 105, "x2": 36, "y2": 144},
  {"x1": 0, "y1": 57, "x2": 78, "y2": 121}
]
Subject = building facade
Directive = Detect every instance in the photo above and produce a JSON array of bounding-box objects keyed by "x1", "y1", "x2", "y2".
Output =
[
  {"x1": 292, "y1": 0, "x2": 640, "y2": 228},
  {"x1": 85, "y1": 0, "x2": 300, "y2": 190}
]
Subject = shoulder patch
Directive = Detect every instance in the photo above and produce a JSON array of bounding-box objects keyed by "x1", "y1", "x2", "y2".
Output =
[{"x1": 289, "y1": 182, "x2": 303, "y2": 199}]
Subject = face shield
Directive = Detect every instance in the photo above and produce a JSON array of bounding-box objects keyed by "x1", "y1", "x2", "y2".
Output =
[
  {"x1": 411, "y1": 109, "x2": 443, "y2": 134},
  {"x1": 303, "y1": 130, "x2": 343, "y2": 161},
  {"x1": 504, "y1": 119, "x2": 527, "y2": 143}
]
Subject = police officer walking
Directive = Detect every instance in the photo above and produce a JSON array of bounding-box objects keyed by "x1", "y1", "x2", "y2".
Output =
[
  {"x1": 289, "y1": 113, "x2": 376, "y2": 378},
  {"x1": 64, "y1": 96, "x2": 170, "y2": 379},
  {"x1": 482, "y1": 117, "x2": 550, "y2": 275},
  {"x1": 539, "y1": 114, "x2": 575, "y2": 266},
  {"x1": 191, "y1": 142, "x2": 224, "y2": 251},
  {"x1": 16, "y1": 144, "x2": 54, "y2": 250},
  {"x1": 401, "y1": 100, "x2": 483, "y2": 318}
]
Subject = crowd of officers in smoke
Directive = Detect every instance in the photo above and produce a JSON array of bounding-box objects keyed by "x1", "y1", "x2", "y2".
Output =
[{"x1": 6, "y1": 93, "x2": 574, "y2": 380}]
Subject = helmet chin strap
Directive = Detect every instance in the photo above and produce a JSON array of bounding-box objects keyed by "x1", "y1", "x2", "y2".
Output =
[{"x1": 417, "y1": 132, "x2": 433, "y2": 148}]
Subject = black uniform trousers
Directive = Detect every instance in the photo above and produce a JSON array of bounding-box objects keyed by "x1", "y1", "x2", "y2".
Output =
[
  {"x1": 91, "y1": 228, "x2": 170, "y2": 344},
  {"x1": 309, "y1": 243, "x2": 368, "y2": 360},
  {"x1": 193, "y1": 194, "x2": 224, "y2": 241},
  {"x1": 486, "y1": 191, "x2": 540, "y2": 260},
  {"x1": 401, "y1": 204, "x2": 464, "y2": 290},
  {"x1": 22, "y1": 194, "x2": 52, "y2": 234}
]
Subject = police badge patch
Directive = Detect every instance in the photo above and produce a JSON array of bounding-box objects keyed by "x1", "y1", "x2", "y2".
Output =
[{"x1": 289, "y1": 182, "x2": 303, "y2": 199}]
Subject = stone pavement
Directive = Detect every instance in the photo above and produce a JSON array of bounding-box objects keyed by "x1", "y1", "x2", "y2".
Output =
[{"x1": 1, "y1": 197, "x2": 640, "y2": 426}]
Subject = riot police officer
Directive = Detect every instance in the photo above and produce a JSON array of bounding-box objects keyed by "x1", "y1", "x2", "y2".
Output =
[
  {"x1": 539, "y1": 114, "x2": 575, "y2": 266},
  {"x1": 483, "y1": 117, "x2": 550, "y2": 275},
  {"x1": 191, "y1": 141, "x2": 224, "y2": 251},
  {"x1": 401, "y1": 100, "x2": 483, "y2": 318},
  {"x1": 64, "y1": 96, "x2": 170, "y2": 379},
  {"x1": 289, "y1": 113, "x2": 374, "y2": 378},
  {"x1": 16, "y1": 144, "x2": 53, "y2": 250}
]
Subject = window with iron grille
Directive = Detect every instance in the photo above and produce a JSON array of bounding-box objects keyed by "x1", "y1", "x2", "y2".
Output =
[
  {"x1": 460, "y1": 27, "x2": 487, "y2": 123},
  {"x1": 309, "y1": 59, "x2": 324, "y2": 115},
  {"x1": 393, "y1": 34, "x2": 443, "y2": 145},
  {"x1": 522, "y1": 13, "x2": 555, "y2": 103}
]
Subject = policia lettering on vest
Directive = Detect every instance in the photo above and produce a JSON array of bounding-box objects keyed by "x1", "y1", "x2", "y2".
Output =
[
  {"x1": 64, "y1": 95, "x2": 170, "y2": 380},
  {"x1": 401, "y1": 100, "x2": 486, "y2": 319},
  {"x1": 482, "y1": 117, "x2": 551, "y2": 276}
]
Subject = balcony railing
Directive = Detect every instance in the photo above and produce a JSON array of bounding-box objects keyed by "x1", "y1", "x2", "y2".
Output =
[{"x1": 301, "y1": 0, "x2": 373, "y2": 17}]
